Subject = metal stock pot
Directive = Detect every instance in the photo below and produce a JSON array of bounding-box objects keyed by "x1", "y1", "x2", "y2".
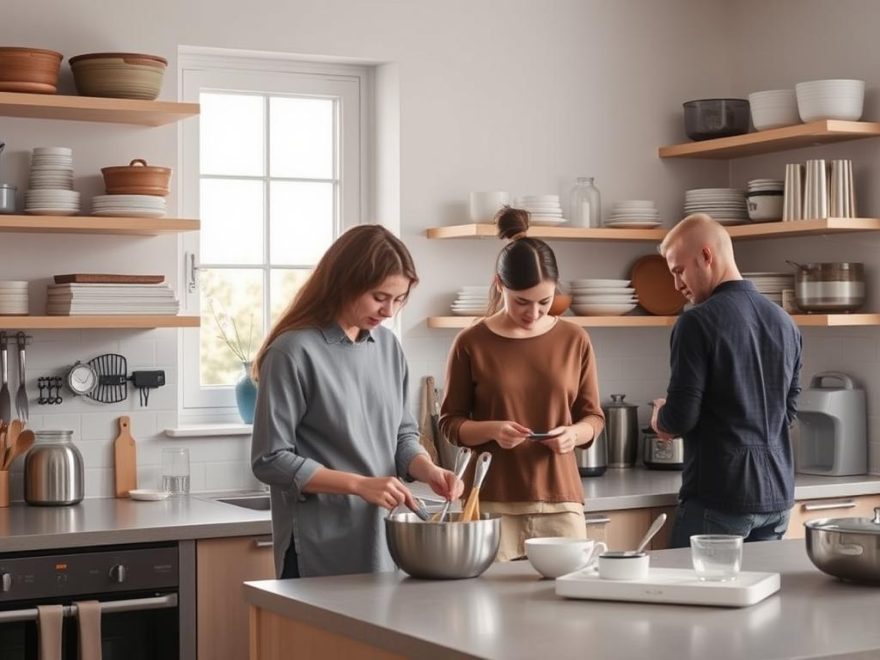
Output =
[
  {"x1": 790, "y1": 261, "x2": 865, "y2": 313},
  {"x1": 804, "y1": 507, "x2": 880, "y2": 583}
]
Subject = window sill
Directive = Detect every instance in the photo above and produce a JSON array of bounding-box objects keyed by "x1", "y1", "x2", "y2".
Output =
[{"x1": 163, "y1": 423, "x2": 253, "y2": 438}]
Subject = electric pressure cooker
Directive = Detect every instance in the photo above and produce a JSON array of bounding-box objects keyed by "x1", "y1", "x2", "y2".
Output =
[{"x1": 642, "y1": 427, "x2": 684, "y2": 470}]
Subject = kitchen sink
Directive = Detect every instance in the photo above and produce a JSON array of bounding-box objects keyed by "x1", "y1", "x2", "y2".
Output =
[{"x1": 214, "y1": 495, "x2": 270, "y2": 511}]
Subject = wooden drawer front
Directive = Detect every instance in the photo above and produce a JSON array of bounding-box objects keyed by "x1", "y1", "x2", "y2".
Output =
[
  {"x1": 785, "y1": 495, "x2": 880, "y2": 539},
  {"x1": 585, "y1": 509, "x2": 651, "y2": 551}
]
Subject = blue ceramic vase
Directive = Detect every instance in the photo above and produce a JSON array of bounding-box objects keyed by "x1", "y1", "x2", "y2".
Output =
[{"x1": 235, "y1": 362, "x2": 258, "y2": 424}]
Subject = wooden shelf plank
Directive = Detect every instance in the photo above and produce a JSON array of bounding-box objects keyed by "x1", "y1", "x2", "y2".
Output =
[
  {"x1": 427, "y1": 314, "x2": 880, "y2": 329},
  {"x1": 0, "y1": 215, "x2": 199, "y2": 235},
  {"x1": 0, "y1": 92, "x2": 199, "y2": 126},
  {"x1": 659, "y1": 120, "x2": 880, "y2": 159},
  {"x1": 0, "y1": 315, "x2": 200, "y2": 329},
  {"x1": 725, "y1": 217, "x2": 880, "y2": 239}
]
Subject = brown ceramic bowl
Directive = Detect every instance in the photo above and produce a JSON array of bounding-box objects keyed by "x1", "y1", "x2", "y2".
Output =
[
  {"x1": 0, "y1": 47, "x2": 63, "y2": 94},
  {"x1": 101, "y1": 159, "x2": 171, "y2": 197},
  {"x1": 69, "y1": 52, "x2": 167, "y2": 100},
  {"x1": 549, "y1": 293, "x2": 572, "y2": 316}
]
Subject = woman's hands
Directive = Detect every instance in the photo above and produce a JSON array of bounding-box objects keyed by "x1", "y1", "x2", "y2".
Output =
[
  {"x1": 539, "y1": 426, "x2": 579, "y2": 454},
  {"x1": 425, "y1": 464, "x2": 465, "y2": 501},
  {"x1": 491, "y1": 421, "x2": 531, "y2": 449},
  {"x1": 353, "y1": 476, "x2": 420, "y2": 511}
]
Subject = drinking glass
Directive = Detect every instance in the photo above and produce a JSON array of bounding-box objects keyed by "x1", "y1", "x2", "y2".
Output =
[
  {"x1": 161, "y1": 447, "x2": 190, "y2": 495},
  {"x1": 690, "y1": 534, "x2": 743, "y2": 581}
]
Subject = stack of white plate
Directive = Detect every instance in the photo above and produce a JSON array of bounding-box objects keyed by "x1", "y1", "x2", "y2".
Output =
[
  {"x1": 605, "y1": 200, "x2": 661, "y2": 228},
  {"x1": 450, "y1": 285, "x2": 490, "y2": 316},
  {"x1": 0, "y1": 281, "x2": 28, "y2": 315},
  {"x1": 26, "y1": 147, "x2": 79, "y2": 215},
  {"x1": 515, "y1": 195, "x2": 566, "y2": 225},
  {"x1": 568, "y1": 278, "x2": 637, "y2": 316},
  {"x1": 92, "y1": 194, "x2": 167, "y2": 218},
  {"x1": 743, "y1": 272, "x2": 794, "y2": 307},
  {"x1": 684, "y1": 188, "x2": 748, "y2": 225},
  {"x1": 747, "y1": 179, "x2": 784, "y2": 194}
]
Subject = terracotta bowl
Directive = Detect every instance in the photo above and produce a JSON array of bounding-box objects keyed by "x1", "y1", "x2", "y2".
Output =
[
  {"x1": 0, "y1": 47, "x2": 63, "y2": 94},
  {"x1": 101, "y1": 159, "x2": 172, "y2": 197},
  {"x1": 69, "y1": 52, "x2": 167, "y2": 100},
  {"x1": 549, "y1": 293, "x2": 572, "y2": 315}
]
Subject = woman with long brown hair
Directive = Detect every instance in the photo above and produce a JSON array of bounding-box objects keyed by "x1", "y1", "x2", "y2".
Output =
[
  {"x1": 439, "y1": 208, "x2": 604, "y2": 561},
  {"x1": 251, "y1": 224, "x2": 462, "y2": 578}
]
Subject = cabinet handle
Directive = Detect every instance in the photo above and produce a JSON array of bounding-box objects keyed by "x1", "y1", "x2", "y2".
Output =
[
  {"x1": 185, "y1": 251, "x2": 199, "y2": 293},
  {"x1": 584, "y1": 516, "x2": 611, "y2": 526},
  {"x1": 802, "y1": 500, "x2": 856, "y2": 512},
  {"x1": 253, "y1": 538, "x2": 274, "y2": 549}
]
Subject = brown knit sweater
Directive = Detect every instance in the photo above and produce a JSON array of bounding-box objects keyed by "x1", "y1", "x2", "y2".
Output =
[{"x1": 439, "y1": 319, "x2": 604, "y2": 504}]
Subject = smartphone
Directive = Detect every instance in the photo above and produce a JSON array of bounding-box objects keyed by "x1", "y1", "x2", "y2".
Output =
[{"x1": 527, "y1": 432, "x2": 562, "y2": 441}]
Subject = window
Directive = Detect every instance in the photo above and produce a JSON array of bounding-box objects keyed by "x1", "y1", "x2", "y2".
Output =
[{"x1": 179, "y1": 53, "x2": 367, "y2": 418}]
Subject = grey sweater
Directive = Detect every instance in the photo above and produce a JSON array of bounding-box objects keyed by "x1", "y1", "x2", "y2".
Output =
[{"x1": 251, "y1": 323, "x2": 426, "y2": 577}]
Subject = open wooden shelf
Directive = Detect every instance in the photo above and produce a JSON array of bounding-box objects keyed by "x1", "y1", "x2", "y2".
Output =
[
  {"x1": 0, "y1": 315, "x2": 200, "y2": 329},
  {"x1": 0, "y1": 215, "x2": 199, "y2": 235},
  {"x1": 0, "y1": 92, "x2": 199, "y2": 126},
  {"x1": 725, "y1": 217, "x2": 880, "y2": 239},
  {"x1": 427, "y1": 314, "x2": 880, "y2": 329},
  {"x1": 659, "y1": 120, "x2": 880, "y2": 159}
]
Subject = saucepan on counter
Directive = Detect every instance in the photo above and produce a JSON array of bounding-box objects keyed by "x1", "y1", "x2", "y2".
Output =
[
  {"x1": 805, "y1": 506, "x2": 880, "y2": 584},
  {"x1": 787, "y1": 261, "x2": 865, "y2": 313}
]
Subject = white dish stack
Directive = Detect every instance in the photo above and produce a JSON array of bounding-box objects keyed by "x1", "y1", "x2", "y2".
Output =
[
  {"x1": 743, "y1": 272, "x2": 794, "y2": 307},
  {"x1": 450, "y1": 285, "x2": 490, "y2": 316},
  {"x1": 605, "y1": 200, "x2": 661, "y2": 228},
  {"x1": 46, "y1": 283, "x2": 179, "y2": 315},
  {"x1": 515, "y1": 195, "x2": 566, "y2": 225},
  {"x1": 684, "y1": 188, "x2": 748, "y2": 225},
  {"x1": 25, "y1": 147, "x2": 80, "y2": 216},
  {"x1": 568, "y1": 279, "x2": 637, "y2": 316},
  {"x1": 745, "y1": 179, "x2": 784, "y2": 222},
  {"x1": 0, "y1": 281, "x2": 28, "y2": 315},
  {"x1": 92, "y1": 194, "x2": 167, "y2": 218}
]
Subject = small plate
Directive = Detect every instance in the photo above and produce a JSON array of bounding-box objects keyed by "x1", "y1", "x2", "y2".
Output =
[{"x1": 129, "y1": 489, "x2": 170, "y2": 501}]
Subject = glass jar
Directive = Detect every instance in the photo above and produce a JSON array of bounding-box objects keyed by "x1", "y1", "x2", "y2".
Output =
[{"x1": 569, "y1": 177, "x2": 602, "y2": 228}]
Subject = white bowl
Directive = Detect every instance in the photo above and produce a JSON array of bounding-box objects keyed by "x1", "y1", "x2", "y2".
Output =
[
  {"x1": 597, "y1": 552, "x2": 650, "y2": 580},
  {"x1": 747, "y1": 192, "x2": 784, "y2": 221},
  {"x1": 525, "y1": 537, "x2": 607, "y2": 579},
  {"x1": 469, "y1": 191, "x2": 509, "y2": 222},
  {"x1": 795, "y1": 79, "x2": 864, "y2": 121},
  {"x1": 749, "y1": 89, "x2": 800, "y2": 130}
]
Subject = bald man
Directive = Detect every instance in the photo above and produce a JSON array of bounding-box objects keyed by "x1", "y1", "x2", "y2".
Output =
[{"x1": 651, "y1": 214, "x2": 802, "y2": 548}]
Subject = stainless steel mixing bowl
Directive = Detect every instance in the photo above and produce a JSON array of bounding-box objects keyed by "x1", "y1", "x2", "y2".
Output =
[
  {"x1": 804, "y1": 507, "x2": 880, "y2": 584},
  {"x1": 385, "y1": 512, "x2": 501, "y2": 579}
]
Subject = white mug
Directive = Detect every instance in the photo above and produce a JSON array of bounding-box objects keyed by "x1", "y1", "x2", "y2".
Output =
[
  {"x1": 469, "y1": 191, "x2": 510, "y2": 222},
  {"x1": 525, "y1": 537, "x2": 608, "y2": 578},
  {"x1": 597, "y1": 551, "x2": 650, "y2": 580}
]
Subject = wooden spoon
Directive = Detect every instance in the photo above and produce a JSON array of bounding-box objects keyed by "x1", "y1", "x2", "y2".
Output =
[
  {"x1": 8, "y1": 429, "x2": 34, "y2": 468},
  {"x1": 460, "y1": 452, "x2": 492, "y2": 522}
]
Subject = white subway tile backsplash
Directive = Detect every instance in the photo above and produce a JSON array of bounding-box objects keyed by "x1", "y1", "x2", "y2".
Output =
[{"x1": 204, "y1": 461, "x2": 259, "y2": 491}]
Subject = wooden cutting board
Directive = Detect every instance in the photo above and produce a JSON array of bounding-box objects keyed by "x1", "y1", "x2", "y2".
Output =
[
  {"x1": 114, "y1": 416, "x2": 138, "y2": 497},
  {"x1": 54, "y1": 274, "x2": 165, "y2": 284}
]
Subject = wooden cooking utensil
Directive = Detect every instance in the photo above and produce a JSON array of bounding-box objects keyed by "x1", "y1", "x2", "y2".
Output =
[
  {"x1": 461, "y1": 452, "x2": 492, "y2": 522},
  {"x1": 114, "y1": 416, "x2": 138, "y2": 497},
  {"x1": 5, "y1": 428, "x2": 34, "y2": 470}
]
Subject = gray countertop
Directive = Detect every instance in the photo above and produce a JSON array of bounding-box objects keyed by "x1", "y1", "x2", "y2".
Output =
[
  {"x1": 1, "y1": 471, "x2": 879, "y2": 553},
  {"x1": 244, "y1": 539, "x2": 880, "y2": 660}
]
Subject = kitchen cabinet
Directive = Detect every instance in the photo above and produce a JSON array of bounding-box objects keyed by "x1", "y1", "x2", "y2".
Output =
[
  {"x1": 0, "y1": 92, "x2": 201, "y2": 330},
  {"x1": 784, "y1": 493, "x2": 880, "y2": 539},
  {"x1": 196, "y1": 535, "x2": 275, "y2": 660},
  {"x1": 585, "y1": 505, "x2": 676, "y2": 551}
]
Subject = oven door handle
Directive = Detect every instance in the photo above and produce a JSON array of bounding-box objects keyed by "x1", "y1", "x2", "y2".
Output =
[{"x1": 0, "y1": 593, "x2": 178, "y2": 623}]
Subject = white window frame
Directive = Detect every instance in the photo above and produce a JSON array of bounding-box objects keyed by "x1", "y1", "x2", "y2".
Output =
[{"x1": 178, "y1": 50, "x2": 370, "y2": 420}]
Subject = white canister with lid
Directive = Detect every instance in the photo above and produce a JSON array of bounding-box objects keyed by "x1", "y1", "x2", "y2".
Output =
[{"x1": 24, "y1": 430, "x2": 84, "y2": 505}]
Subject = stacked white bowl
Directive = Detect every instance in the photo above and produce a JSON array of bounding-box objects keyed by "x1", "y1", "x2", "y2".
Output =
[
  {"x1": 568, "y1": 278, "x2": 637, "y2": 316},
  {"x1": 743, "y1": 272, "x2": 794, "y2": 307},
  {"x1": 515, "y1": 195, "x2": 566, "y2": 225},
  {"x1": 795, "y1": 79, "x2": 865, "y2": 122},
  {"x1": 746, "y1": 179, "x2": 784, "y2": 222},
  {"x1": 748, "y1": 89, "x2": 800, "y2": 130},
  {"x1": 25, "y1": 147, "x2": 79, "y2": 215},
  {"x1": 0, "y1": 281, "x2": 28, "y2": 315},
  {"x1": 684, "y1": 188, "x2": 748, "y2": 225},
  {"x1": 92, "y1": 194, "x2": 167, "y2": 218},
  {"x1": 450, "y1": 285, "x2": 490, "y2": 316},
  {"x1": 605, "y1": 200, "x2": 661, "y2": 228}
]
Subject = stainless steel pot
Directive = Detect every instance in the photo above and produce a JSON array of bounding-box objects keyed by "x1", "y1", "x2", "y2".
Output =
[
  {"x1": 603, "y1": 394, "x2": 639, "y2": 468},
  {"x1": 804, "y1": 507, "x2": 880, "y2": 583},
  {"x1": 576, "y1": 430, "x2": 607, "y2": 477},
  {"x1": 791, "y1": 261, "x2": 865, "y2": 313},
  {"x1": 24, "y1": 430, "x2": 84, "y2": 506},
  {"x1": 385, "y1": 512, "x2": 501, "y2": 579},
  {"x1": 0, "y1": 184, "x2": 16, "y2": 214},
  {"x1": 641, "y1": 427, "x2": 684, "y2": 470}
]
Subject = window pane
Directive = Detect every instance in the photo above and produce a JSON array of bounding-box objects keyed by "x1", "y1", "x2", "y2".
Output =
[
  {"x1": 201, "y1": 179, "x2": 264, "y2": 264},
  {"x1": 269, "y1": 181, "x2": 333, "y2": 265},
  {"x1": 200, "y1": 93, "x2": 265, "y2": 176},
  {"x1": 269, "y1": 97, "x2": 334, "y2": 179},
  {"x1": 270, "y1": 269, "x2": 312, "y2": 323},
  {"x1": 200, "y1": 268, "x2": 264, "y2": 387}
]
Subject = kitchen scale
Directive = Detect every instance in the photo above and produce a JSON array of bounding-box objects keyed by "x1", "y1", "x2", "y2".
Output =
[{"x1": 555, "y1": 567, "x2": 780, "y2": 607}]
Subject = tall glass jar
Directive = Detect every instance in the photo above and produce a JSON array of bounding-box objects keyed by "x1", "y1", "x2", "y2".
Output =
[{"x1": 569, "y1": 177, "x2": 602, "y2": 228}]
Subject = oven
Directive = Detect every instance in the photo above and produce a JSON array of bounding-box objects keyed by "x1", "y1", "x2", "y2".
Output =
[{"x1": 0, "y1": 541, "x2": 196, "y2": 660}]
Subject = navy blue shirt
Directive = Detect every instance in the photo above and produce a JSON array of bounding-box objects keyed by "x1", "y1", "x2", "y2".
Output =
[{"x1": 658, "y1": 280, "x2": 802, "y2": 513}]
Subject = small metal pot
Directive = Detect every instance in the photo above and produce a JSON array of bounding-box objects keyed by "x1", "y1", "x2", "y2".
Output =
[
  {"x1": 791, "y1": 262, "x2": 865, "y2": 313},
  {"x1": 0, "y1": 184, "x2": 16, "y2": 214},
  {"x1": 24, "y1": 430, "x2": 84, "y2": 506},
  {"x1": 576, "y1": 431, "x2": 607, "y2": 477},
  {"x1": 804, "y1": 507, "x2": 880, "y2": 583}
]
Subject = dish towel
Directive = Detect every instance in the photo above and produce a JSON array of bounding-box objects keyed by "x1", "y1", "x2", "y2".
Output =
[
  {"x1": 36, "y1": 604, "x2": 63, "y2": 660},
  {"x1": 75, "y1": 600, "x2": 102, "y2": 660}
]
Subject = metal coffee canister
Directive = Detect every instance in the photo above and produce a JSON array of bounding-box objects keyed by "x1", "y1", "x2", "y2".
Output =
[
  {"x1": 602, "y1": 394, "x2": 639, "y2": 468},
  {"x1": 24, "y1": 430, "x2": 84, "y2": 505}
]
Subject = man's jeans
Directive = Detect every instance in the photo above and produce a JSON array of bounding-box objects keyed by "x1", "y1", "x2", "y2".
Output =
[{"x1": 669, "y1": 498, "x2": 791, "y2": 549}]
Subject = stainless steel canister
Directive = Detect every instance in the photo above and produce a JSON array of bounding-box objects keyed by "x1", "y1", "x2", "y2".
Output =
[
  {"x1": 602, "y1": 394, "x2": 639, "y2": 468},
  {"x1": 24, "y1": 430, "x2": 84, "y2": 505}
]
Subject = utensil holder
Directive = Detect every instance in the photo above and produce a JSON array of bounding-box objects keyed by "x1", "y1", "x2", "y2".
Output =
[
  {"x1": 0, "y1": 470, "x2": 9, "y2": 507},
  {"x1": 783, "y1": 163, "x2": 803, "y2": 221}
]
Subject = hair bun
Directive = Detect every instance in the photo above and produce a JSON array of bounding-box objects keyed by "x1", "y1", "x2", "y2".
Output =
[{"x1": 495, "y1": 206, "x2": 530, "y2": 240}]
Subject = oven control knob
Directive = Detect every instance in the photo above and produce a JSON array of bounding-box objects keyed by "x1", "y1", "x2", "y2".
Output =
[
  {"x1": 0, "y1": 572, "x2": 11, "y2": 592},
  {"x1": 109, "y1": 564, "x2": 127, "y2": 584}
]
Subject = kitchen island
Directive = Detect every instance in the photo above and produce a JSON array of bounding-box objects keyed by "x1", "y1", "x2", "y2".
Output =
[{"x1": 244, "y1": 539, "x2": 880, "y2": 660}]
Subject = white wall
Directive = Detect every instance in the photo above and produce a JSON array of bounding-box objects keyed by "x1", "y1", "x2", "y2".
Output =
[{"x1": 3, "y1": 0, "x2": 876, "y2": 499}]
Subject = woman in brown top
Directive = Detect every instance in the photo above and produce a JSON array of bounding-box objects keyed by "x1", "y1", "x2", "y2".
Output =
[{"x1": 439, "y1": 207, "x2": 605, "y2": 560}]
